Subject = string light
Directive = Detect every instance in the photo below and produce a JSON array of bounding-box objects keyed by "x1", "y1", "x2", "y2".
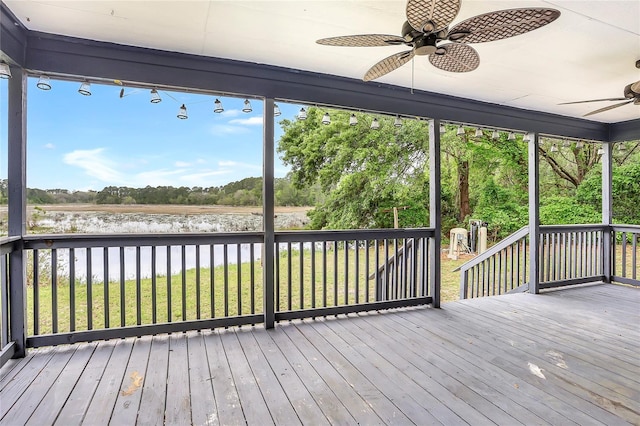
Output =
[
  {"x1": 274, "y1": 103, "x2": 282, "y2": 117},
  {"x1": 456, "y1": 125, "x2": 465, "y2": 136},
  {"x1": 394, "y1": 116, "x2": 403, "y2": 128},
  {"x1": 370, "y1": 118, "x2": 380, "y2": 130},
  {"x1": 349, "y1": 113, "x2": 358, "y2": 126},
  {"x1": 242, "y1": 99, "x2": 252, "y2": 113},
  {"x1": 439, "y1": 123, "x2": 446, "y2": 133},
  {"x1": 322, "y1": 112, "x2": 331, "y2": 125},
  {"x1": 150, "y1": 88, "x2": 162, "y2": 103},
  {"x1": 213, "y1": 98, "x2": 224, "y2": 113},
  {"x1": 177, "y1": 104, "x2": 188, "y2": 119},
  {"x1": 474, "y1": 128, "x2": 483, "y2": 137},
  {"x1": 550, "y1": 143, "x2": 558, "y2": 152},
  {"x1": 78, "y1": 81, "x2": 91, "y2": 96},
  {"x1": 297, "y1": 107, "x2": 307, "y2": 120},
  {"x1": 507, "y1": 132, "x2": 516, "y2": 141},
  {"x1": 0, "y1": 62, "x2": 11, "y2": 79},
  {"x1": 36, "y1": 75, "x2": 52, "y2": 90},
  {"x1": 492, "y1": 130, "x2": 500, "y2": 140}
]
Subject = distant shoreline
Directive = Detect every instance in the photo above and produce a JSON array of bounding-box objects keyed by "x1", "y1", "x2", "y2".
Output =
[{"x1": 0, "y1": 204, "x2": 312, "y2": 216}]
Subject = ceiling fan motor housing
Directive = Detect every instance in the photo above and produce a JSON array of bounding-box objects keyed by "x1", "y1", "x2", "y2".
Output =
[{"x1": 414, "y1": 34, "x2": 438, "y2": 55}]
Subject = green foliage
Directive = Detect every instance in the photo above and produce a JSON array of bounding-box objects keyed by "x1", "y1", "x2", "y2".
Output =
[
  {"x1": 471, "y1": 179, "x2": 527, "y2": 241},
  {"x1": 539, "y1": 196, "x2": 600, "y2": 225},
  {"x1": 577, "y1": 160, "x2": 640, "y2": 224}
]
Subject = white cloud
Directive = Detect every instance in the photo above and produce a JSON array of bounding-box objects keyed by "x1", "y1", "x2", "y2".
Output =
[
  {"x1": 219, "y1": 109, "x2": 241, "y2": 118},
  {"x1": 196, "y1": 158, "x2": 207, "y2": 164},
  {"x1": 210, "y1": 124, "x2": 250, "y2": 135},
  {"x1": 44, "y1": 143, "x2": 55, "y2": 149},
  {"x1": 218, "y1": 160, "x2": 261, "y2": 171},
  {"x1": 63, "y1": 148, "x2": 126, "y2": 183},
  {"x1": 229, "y1": 116, "x2": 263, "y2": 126},
  {"x1": 175, "y1": 161, "x2": 191, "y2": 167}
]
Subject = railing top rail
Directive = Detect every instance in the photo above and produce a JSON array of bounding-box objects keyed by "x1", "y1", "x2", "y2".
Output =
[
  {"x1": 0, "y1": 236, "x2": 21, "y2": 255},
  {"x1": 274, "y1": 227, "x2": 435, "y2": 243},
  {"x1": 455, "y1": 226, "x2": 529, "y2": 272},
  {"x1": 611, "y1": 224, "x2": 640, "y2": 233},
  {"x1": 540, "y1": 223, "x2": 609, "y2": 233},
  {"x1": 23, "y1": 232, "x2": 264, "y2": 249}
]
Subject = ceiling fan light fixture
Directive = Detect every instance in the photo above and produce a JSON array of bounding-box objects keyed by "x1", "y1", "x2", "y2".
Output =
[
  {"x1": 349, "y1": 113, "x2": 358, "y2": 126},
  {"x1": 274, "y1": 103, "x2": 282, "y2": 117},
  {"x1": 36, "y1": 75, "x2": 52, "y2": 90},
  {"x1": 322, "y1": 112, "x2": 331, "y2": 125},
  {"x1": 394, "y1": 115, "x2": 403, "y2": 128},
  {"x1": 456, "y1": 125, "x2": 465, "y2": 136},
  {"x1": 492, "y1": 130, "x2": 500, "y2": 140},
  {"x1": 78, "y1": 81, "x2": 92, "y2": 96},
  {"x1": 177, "y1": 104, "x2": 188, "y2": 119},
  {"x1": 213, "y1": 98, "x2": 224, "y2": 113},
  {"x1": 242, "y1": 99, "x2": 252, "y2": 113},
  {"x1": 150, "y1": 88, "x2": 162, "y2": 103},
  {"x1": 0, "y1": 62, "x2": 11, "y2": 79},
  {"x1": 298, "y1": 108, "x2": 307, "y2": 120}
]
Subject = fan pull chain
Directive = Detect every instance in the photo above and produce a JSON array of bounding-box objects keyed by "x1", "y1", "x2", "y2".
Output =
[{"x1": 411, "y1": 56, "x2": 414, "y2": 94}]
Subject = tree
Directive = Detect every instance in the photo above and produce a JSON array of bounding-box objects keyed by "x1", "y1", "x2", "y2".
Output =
[{"x1": 278, "y1": 108, "x2": 431, "y2": 229}]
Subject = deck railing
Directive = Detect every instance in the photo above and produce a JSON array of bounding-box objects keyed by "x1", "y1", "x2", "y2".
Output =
[
  {"x1": 612, "y1": 225, "x2": 640, "y2": 287},
  {"x1": 15, "y1": 228, "x2": 434, "y2": 348},
  {"x1": 273, "y1": 228, "x2": 433, "y2": 320},
  {"x1": 22, "y1": 233, "x2": 264, "y2": 347},
  {"x1": 459, "y1": 224, "x2": 608, "y2": 299},
  {"x1": 0, "y1": 236, "x2": 21, "y2": 364}
]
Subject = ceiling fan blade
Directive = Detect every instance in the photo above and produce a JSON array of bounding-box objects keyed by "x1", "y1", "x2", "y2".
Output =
[
  {"x1": 429, "y1": 43, "x2": 479, "y2": 73},
  {"x1": 364, "y1": 50, "x2": 415, "y2": 81},
  {"x1": 584, "y1": 100, "x2": 635, "y2": 117},
  {"x1": 448, "y1": 8, "x2": 560, "y2": 44},
  {"x1": 559, "y1": 98, "x2": 627, "y2": 105},
  {"x1": 406, "y1": 0, "x2": 461, "y2": 32},
  {"x1": 317, "y1": 34, "x2": 405, "y2": 47}
]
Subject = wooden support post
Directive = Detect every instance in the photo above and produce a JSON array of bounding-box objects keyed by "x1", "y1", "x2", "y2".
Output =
[
  {"x1": 429, "y1": 119, "x2": 441, "y2": 307},
  {"x1": 528, "y1": 132, "x2": 540, "y2": 294},
  {"x1": 601, "y1": 143, "x2": 613, "y2": 282},
  {"x1": 8, "y1": 66, "x2": 27, "y2": 357},
  {"x1": 263, "y1": 98, "x2": 275, "y2": 328}
]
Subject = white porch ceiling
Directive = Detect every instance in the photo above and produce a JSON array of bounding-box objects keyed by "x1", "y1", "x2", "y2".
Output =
[{"x1": 4, "y1": 0, "x2": 640, "y2": 124}]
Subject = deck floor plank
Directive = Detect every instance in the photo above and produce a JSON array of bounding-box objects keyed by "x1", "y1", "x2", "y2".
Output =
[
  {"x1": 81, "y1": 338, "x2": 134, "y2": 425},
  {"x1": 250, "y1": 327, "x2": 329, "y2": 424},
  {"x1": 26, "y1": 342, "x2": 97, "y2": 425},
  {"x1": 1, "y1": 283, "x2": 638, "y2": 425},
  {"x1": 54, "y1": 341, "x2": 116, "y2": 426},
  {"x1": 267, "y1": 321, "x2": 360, "y2": 425},
  {"x1": 3, "y1": 345, "x2": 77, "y2": 425},
  {"x1": 164, "y1": 333, "x2": 191, "y2": 426},
  {"x1": 110, "y1": 336, "x2": 153, "y2": 426},
  {"x1": 186, "y1": 331, "x2": 217, "y2": 426},
  {"x1": 136, "y1": 334, "x2": 169, "y2": 426},
  {"x1": 202, "y1": 330, "x2": 244, "y2": 425}
]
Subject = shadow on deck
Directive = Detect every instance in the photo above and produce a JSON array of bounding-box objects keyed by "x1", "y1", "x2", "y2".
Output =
[{"x1": 1, "y1": 283, "x2": 638, "y2": 425}]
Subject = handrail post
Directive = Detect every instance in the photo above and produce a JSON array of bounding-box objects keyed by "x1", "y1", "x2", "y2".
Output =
[
  {"x1": 459, "y1": 268, "x2": 468, "y2": 300},
  {"x1": 263, "y1": 98, "x2": 275, "y2": 328},
  {"x1": 601, "y1": 143, "x2": 613, "y2": 283},
  {"x1": 528, "y1": 132, "x2": 540, "y2": 294},
  {"x1": 429, "y1": 120, "x2": 441, "y2": 307},
  {"x1": 8, "y1": 66, "x2": 27, "y2": 357}
]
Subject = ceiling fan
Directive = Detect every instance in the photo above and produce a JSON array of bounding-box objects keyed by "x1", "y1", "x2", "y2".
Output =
[
  {"x1": 316, "y1": 0, "x2": 560, "y2": 81},
  {"x1": 558, "y1": 60, "x2": 640, "y2": 117}
]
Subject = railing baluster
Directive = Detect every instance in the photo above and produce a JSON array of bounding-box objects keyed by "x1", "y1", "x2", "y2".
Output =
[
  {"x1": 300, "y1": 241, "x2": 304, "y2": 310},
  {"x1": 633, "y1": 234, "x2": 637, "y2": 280},
  {"x1": 287, "y1": 242, "x2": 292, "y2": 311},
  {"x1": 152, "y1": 246, "x2": 157, "y2": 324},
  {"x1": 136, "y1": 246, "x2": 141, "y2": 326},
  {"x1": 355, "y1": 240, "x2": 360, "y2": 303},
  {"x1": 322, "y1": 241, "x2": 327, "y2": 308},
  {"x1": 120, "y1": 247, "x2": 125, "y2": 327},
  {"x1": 167, "y1": 246, "x2": 172, "y2": 322},
  {"x1": 374, "y1": 240, "x2": 379, "y2": 301},
  {"x1": 52, "y1": 249, "x2": 58, "y2": 334},
  {"x1": 250, "y1": 243, "x2": 255, "y2": 315},
  {"x1": 69, "y1": 248, "x2": 75, "y2": 332},
  {"x1": 237, "y1": 243, "x2": 242, "y2": 316},
  {"x1": 196, "y1": 245, "x2": 201, "y2": 320},
  {"x1": 311, "y1": 242, "x2": 316, "y2": 308},
  {"x1": 86, "y1": 248, "x2": 92, "y2": 330},
  {"x1": 103, "y1": 248, "x2": 109, "y2": 329},
  {"x1": 344, "y1": 240, "x2": 349, "y2": 305},
  {"x1": 181, "y1": 245, "x2": 187, "y2": 321},
  {"x1": 224, "y1": 244, "x2": 229, "y2": 317},
  {"x1": 210, "y1": 244, "x2": 215, "y2": 318},
  {"x1": 33, "y1": 250, "x2": 39, "y2": 335},
  {"x1": 621, "y1": 232, "x2": 627, "y2": 277},
  {"x1": 275, "y1": 242, "x2": 280, "y2": 312}
]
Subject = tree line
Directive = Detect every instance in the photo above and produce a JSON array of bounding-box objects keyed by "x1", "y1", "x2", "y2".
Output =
[{"x1": 0, "y1": 176, "x2": 323, "y2": 207}]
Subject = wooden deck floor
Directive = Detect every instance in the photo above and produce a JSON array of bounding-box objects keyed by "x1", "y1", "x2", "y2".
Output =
[{"x1": 1, "y1": 283, "x2": 639, "y2": 425}]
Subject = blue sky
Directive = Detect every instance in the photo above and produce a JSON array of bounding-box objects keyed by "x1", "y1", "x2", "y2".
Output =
[{"x1": 0, "y1": 77, "x2": 298, "y2": 191}]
